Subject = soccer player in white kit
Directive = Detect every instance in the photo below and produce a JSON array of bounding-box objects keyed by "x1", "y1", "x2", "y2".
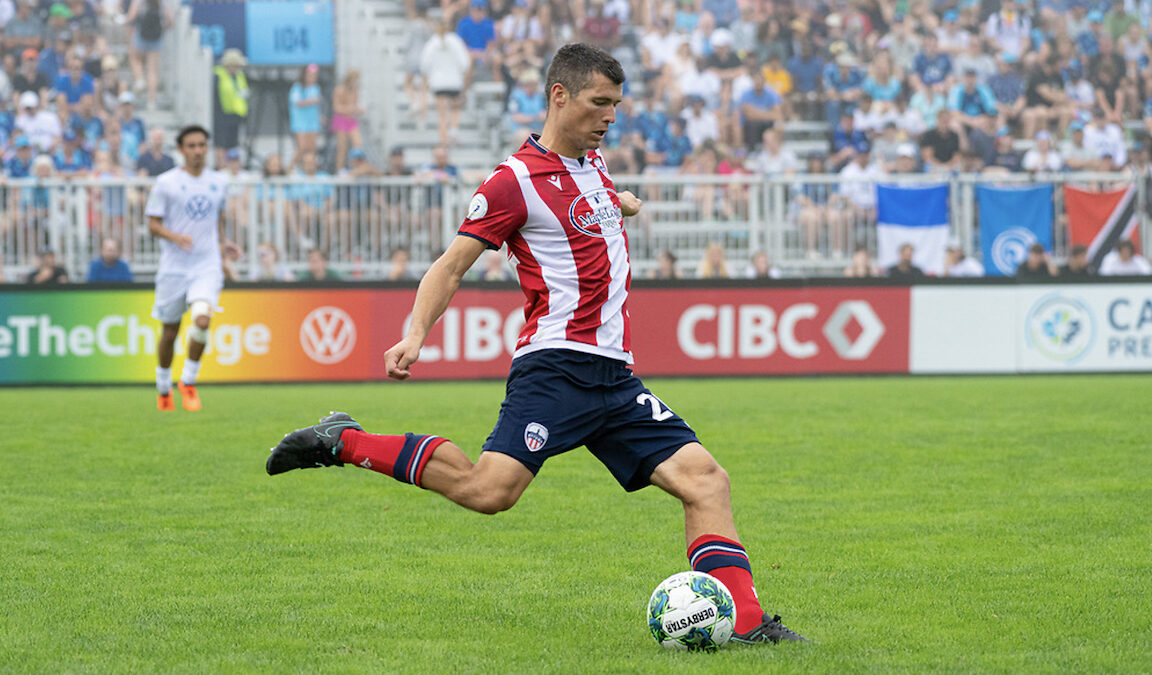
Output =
[{"x1": 145, "y1": 125, "x2": 237, "y2": 411}]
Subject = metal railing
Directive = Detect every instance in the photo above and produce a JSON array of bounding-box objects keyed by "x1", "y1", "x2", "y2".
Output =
[{"x1": 2, "y1": 172, "x2": 1147, "y2": 282}]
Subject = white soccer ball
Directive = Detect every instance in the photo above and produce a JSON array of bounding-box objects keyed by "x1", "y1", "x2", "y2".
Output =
[{"x1": 646, "y1": 571, "x2": 735, "y2": 651}]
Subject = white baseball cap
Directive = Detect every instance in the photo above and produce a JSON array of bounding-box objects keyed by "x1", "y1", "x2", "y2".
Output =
[{"x1": 19, "y1": 91, "x2": 38, "y2": 108}]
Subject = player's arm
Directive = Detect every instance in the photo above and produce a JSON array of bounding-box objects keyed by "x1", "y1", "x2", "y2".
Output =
[
  {"x1": 384, "y1": 235, "x2": 487, "y2": 380},
  {"x1": 148, "y1": 215, "x2": 193, "y2": 252}
]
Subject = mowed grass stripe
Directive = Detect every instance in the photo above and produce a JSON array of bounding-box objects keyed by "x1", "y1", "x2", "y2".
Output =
[{"x1": 1, "y1": 376, "x2": 1148, "y2": 672}]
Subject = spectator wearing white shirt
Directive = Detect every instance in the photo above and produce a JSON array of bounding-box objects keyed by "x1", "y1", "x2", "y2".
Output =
[
  {"x1": 420, "y1": 20, "x2": 472, "y2": 148},
  {"x1": 984, "y1": 0, "x2": 1032, "y2": 60},
  {"x1": 1083, "y1": 108, "x2": 1127, "y2": 168},
  {"x1": 852, "y1": 95, "x2": 886, "y2": 135},
  {"x1": 1022, "y1": 131, "x2": 1064, "y2": 172},
  {"x1": 745, "y1": 128, "x2": 798, "y2": 175},
  {"x1": 13, "y1": 91, "x2": 62, "y2": 152},
  {"x1": 1099, "y1": 240, "x2": 1152, "y2": 275},
  {"x1": 681, "y1": 95, "x2": 720, "y2": 148},
  {"x1": 936, "y1": 10, "x2": 970, "y2": 55},
  {"x1": 943, "y1": 245, "x2": 985, "y2": 277},
  {"x1": 830, "y1": 147, "x2": 883, "y2": 256}
]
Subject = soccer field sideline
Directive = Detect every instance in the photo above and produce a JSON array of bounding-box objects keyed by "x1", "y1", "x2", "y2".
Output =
[{"x1": 1, "y1": 376, "x2": 1149, "y2": 672}]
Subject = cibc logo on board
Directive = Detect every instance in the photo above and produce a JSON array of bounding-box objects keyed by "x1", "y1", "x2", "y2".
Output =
[{"x1": 300, "y1": 306, "x2": 356, "y2": 364}]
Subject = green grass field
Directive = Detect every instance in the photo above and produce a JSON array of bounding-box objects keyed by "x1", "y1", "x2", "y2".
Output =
[{"x1": 2, "y1": 376, "x2": 1150, "y2": 673}]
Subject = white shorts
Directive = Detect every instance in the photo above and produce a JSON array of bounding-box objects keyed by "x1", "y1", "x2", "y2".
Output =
[{"x1": 152, "y1": 269, "x2": 224, "y2": 324}]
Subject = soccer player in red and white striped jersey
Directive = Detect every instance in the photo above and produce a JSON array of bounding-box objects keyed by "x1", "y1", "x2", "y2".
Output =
[{"x1": 267, "y1": 44, "x2": 806, "y2": 644}]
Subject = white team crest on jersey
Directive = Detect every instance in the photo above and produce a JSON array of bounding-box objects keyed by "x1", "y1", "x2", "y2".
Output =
[
  {"x1": 467, "y1": 193, "x2": 489, "y2": 220},
  {"x1": 568, "y1": 187, "x2": 623, "y2": 238},
  {"x1": 524, "y1": 423, "x2": 548, "y2": 452}
]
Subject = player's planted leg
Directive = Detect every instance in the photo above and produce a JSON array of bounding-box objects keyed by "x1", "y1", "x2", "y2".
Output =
[
  {"x1": 156, "y1": 322, "x2": 180, "y2": 411},
  {"x1": 650, "y1": 442, "x2": 808, "y2": 643},
  {"x1": 176, "y1": 300, "x2": 212, "y2": 412}
]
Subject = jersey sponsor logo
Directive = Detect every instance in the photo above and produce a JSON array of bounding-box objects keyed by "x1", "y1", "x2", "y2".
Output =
[
  {"x1": 467, "y1": 193, "x2": 489, "y2": 220},
  {"x1": 568, "y1": 187, "x2": 623, "y2": 238},
  {"x1": 185, "y1": 194, "x2": 214, "y2": 221},
  {"x1": 300, "y1": 306, "x2": 357, "y2": 364},
  {"x1": 524, "y1": 422, "x2": 548, "y2": 452}
]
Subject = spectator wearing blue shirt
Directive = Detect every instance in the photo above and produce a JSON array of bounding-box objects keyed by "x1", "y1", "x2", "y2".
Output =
[
  {"x1": 911, "y1": 34, "x2": 952, "y2": 90},
  {"x1": 702, "y1": 0, "x2": 740, "y2": 28},
  {"x1": 456, "y1": 0, "x2": 497, "y2": 78},
  {"x1": 634, "y1": 89, "x2": 670, "y2": 149},
  {"x1": 5, "y1": 136, "x2": 35, "y2": 177},
  {"x1": 289, "y1": 64, "x2": 323, "y2": 170},
  {"x1": 37, "y1": 30, "x2": 71, "y2": 81},
  {"x1": 829, "y1": 111, "x2": 868, "y2": 169},
  {"x1": 68, "y1": 96, "x2": 104, "y2": 151},
  {"x1": 646, "y1": 116, "x2": 693, "y2": 169},
  {"x1": 862, "y1": 51, "x2": 903, "y2": 106},
  {"x1": 113, "y1": 92, "x2": 145, "y2": 164},
  {"x1": 87, "y1": 238, "x2": 134, "y2": 282},
  {"x1": 823, "y1": 52, "x2": 865, "y2": 125},
  {"x1": 505, "y1": 68, "x2": 546, "y2": 136},
  {"x1": 52, "y1": 53, "x2": 94, "y2": 106},
  {"x1": 786, "y1": 42, "x2": 823, "y2": 119},
  {"x1": 948, "y1": 68, "x2": 999, "y2": 131},
  {"x1": 53, "y1": 129, "x2": 90, "y2": 175},
  {"x1": 737, "y1": 68, "x2": 783, "y2": 151},
  {"x1": 986, "y1": 53, "x2": 1026, "y2": 132}
]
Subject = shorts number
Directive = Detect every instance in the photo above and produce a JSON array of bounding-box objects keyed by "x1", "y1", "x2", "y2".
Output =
[{"x1": 637, "y1": 393, "x2": 675, "y2": 421}]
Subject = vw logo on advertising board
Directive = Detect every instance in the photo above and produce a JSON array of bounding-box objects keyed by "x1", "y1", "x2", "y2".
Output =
[
  {"x1": 1025, "y1": 293, "x2": 1095, "y2": 364},
  {"x1": 300, "y1": 306, "x2": 357, "y2": 364}
]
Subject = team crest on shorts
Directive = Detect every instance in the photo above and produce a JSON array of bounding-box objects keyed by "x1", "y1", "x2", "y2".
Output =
[{"x1": 524, "y1": 422, "x2": 548, "y2": 452}]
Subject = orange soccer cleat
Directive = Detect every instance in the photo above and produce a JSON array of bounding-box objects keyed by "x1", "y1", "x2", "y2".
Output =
[
  {"x1": 176, "y1": 383, "x2": 202, "y2": 412},
  {"x1": 157, "y1": 392, "x2": 175, "y2": 411}
]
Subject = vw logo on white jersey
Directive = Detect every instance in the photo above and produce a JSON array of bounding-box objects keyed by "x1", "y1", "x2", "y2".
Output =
[
  {"x1": 300, "y1": 306, "x2": 357, "y2": 364},
  {"x1": 524, "y1": 422, "x2": 548, "y2": 452},
  {"x1": 568, "y1": 187, "x2": 623, "y2": 238},
  {"x1": 185, "y1": 194, "x2": 214, "y2": 221}
]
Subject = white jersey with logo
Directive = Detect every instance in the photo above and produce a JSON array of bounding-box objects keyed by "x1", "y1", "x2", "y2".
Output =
[
  {"x1": 145, "y1": 167, "x2": 229, "y2": 275},
  {"x1": 457, "y1": 135, "x2": 633, "y2": 363}
]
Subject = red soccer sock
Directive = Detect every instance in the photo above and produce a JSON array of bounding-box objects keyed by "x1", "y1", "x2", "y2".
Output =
[
  {"x1": 688, "y1": 534, "x2": 766, "y2": 634},
  {"x1": 339, "y1": 430, "x2": 447, "y2": 487}
]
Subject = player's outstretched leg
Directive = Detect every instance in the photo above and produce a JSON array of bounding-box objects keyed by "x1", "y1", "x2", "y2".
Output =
[
  {"x1": 266, "y1": 412, "x2": 364, "y2": 474},
  {"x1": 651, "y1": 443, "x2": 808, "y2": 644}
]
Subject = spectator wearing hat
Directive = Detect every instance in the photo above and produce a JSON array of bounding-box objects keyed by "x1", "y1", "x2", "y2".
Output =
[
  {"x1": 87, "y1": 237, "x2": 133, "y2": 282},
  {"x1": 682, "y1": 94, "x2": 720, "y2": 149},
  {"x1": 53, "y1": 127, "x2": 89, "y2": 175},
  {"x1": 136, "y1": 126, "x2": 173, "y2": 176},
  {"x1": 212, "y1": 48, "x2": 249, "y2": 168},
  {"x1": 289, "y1": 63, "x2": 323, "y2": 171},
  {"x1": 11, "y1": 48, "x2": 49, "y2": 101},
  {"x1": 2, "y1": 0, "x2": 43, "y2": 55},
  {"x1": 98, "y1": 54, "x2": 126, "y2": 113},
  {"x1": 1022, "y1": 130, "x2": 1063, "y2": 172},
  {"x1": 949, "y1": 67, "x2": 998, "y2": 132},
  {"x1": 936, "y1": 10, "x2": 970, "y2": 55},
  {"x1": 892, "y1": 142, "x2": 922, "y2": 174},
  {"x1": 1022, "y1": 56, "x2": 1070, "y2": 139},
  {"x1": 986, "y1": 52, "x2": 1025, "y2": 131},
  {"x1": 823, "y1": 51, "x2": 864, "y2": 126},
  {"x1": 113, "y1": 91, "x2": 144, "y2": 159},
  {"x1": 1015, "y1": 242, "x2": 1058, "y2": 279},
  {"x1": 13, "y1": 90, "x2": 60, "y2": 151},
  {"x1": 5, "y1": 134, "x2": 34, "y2": 176},
  {"x1": 420, "y1": 20, "x2": 471, "y2": 149},
  {"x1": 25, "y1": 247, "x2": 68, "y2": 284},
  {"x1": 505, "y1": 66, "x2": 545, "y2": 138},
  {"x1": 1077, "y1": 9, "x2": 1105, "y2": 58},
  {"x1": 703, "y1": 28, "x2": 742, "y2": 113},
  {"x1": 124, "y1": 0, "x2": 170, "y2": 108}
]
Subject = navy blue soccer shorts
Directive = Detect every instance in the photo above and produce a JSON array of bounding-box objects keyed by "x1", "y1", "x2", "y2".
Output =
[{"x1": 481, "y1": 349, "x2": 700, "y2": 492}]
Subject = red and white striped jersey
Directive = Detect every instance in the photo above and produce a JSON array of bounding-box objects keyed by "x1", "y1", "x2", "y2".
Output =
[{"x1": 458, "y1": 135, "x2": 633, "y2": 363}]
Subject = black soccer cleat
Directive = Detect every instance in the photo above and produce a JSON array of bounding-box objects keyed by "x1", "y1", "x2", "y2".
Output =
[
  {"x1": 731, "y1": 613, "x2": 809, "y2": 644},
  {"x1": 266, "y1": 412, "x2": 363, "y2": 476}
]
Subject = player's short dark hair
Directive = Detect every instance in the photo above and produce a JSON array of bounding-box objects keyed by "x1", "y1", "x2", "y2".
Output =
[
  {"x1": 176, "y1": 124, "x2": 211, "y2": 147},
  {"x1": 545, "y1": 43, "x2": 625, "y2": 106}
]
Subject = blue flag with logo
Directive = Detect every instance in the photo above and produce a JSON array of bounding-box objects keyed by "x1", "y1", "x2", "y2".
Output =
[
  {"x1": 978, "y1": 185, "x2": 1054, "y2": 276},
  {"x1": 877, "y1": 183, "x2": 950, "y2": 275}
]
